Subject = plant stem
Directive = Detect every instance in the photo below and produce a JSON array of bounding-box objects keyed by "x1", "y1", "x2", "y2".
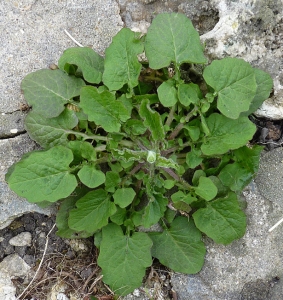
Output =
[
  {"x1": 70, "y1": 131, "x2": 109, "y2": 141},
  {"x1": 165, "y1": 105, "x2": 176, "y2": 127},
  {"x1": 168, "y1": 107, "x2": 198, "y2": 140},
  {"x1": 143, "y1": 75, "x2": 164, "y2": 82},
  {"x1": 162, "y1": 168, "x2": 191, "y2": 190}
]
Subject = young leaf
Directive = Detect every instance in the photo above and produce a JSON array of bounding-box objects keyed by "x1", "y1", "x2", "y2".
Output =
[
  {"x1": 102, "y1": 28, "x2": 144, "y2": 91},
  {"x1": 186, "y1": 148, "x2": 203, "y2": 168},
  {"x1": 21, "y1": 69, "x2": 85, "y2": 118},
  {"x1": 97, "y1": 223, "x2": 152, "y2": 296},
  {"x1": 139, "y1": 99, "x2": 165, "y2": 141},
  {"x1": 68, "y1": 189, "x2": 117, "y2": 233},
  {"x1": 171, "y1": 191, "x2": 197, "y2": 205},
  {"x1": 157, "y1": 79, "x2": 178, "y2": 107},
  {"x1": 78, "y1": 165, "x2": 106, "y2": 188},
  {"x1": 110, "y1": 206, "x2": 127, "y2": 225},
  {"x1": 203, "y1": 58, "x2": 257, "y2": 119},
  {"x1": 58, "y1": 47, "x2": 104, "y2": 84},
  {"x1": 193, "y1": 193, "x2": 246, "y2": 244},
  {"x1": 142, "y1": 193, "x2": 168, "y2": 228},
  {"x1": 145, "y1": 13, "x2": 207, "y2": 69},
  {"x1": 113, "y1": 188, "x2": 136, "y2": 208},
  {"x1": 67, "y1": 141, "x2": 97, "y2": 163},
  {"x1": 178, "y1": 83, "x2": 201, "y2": 106},
  {"x1": 105, "y1": 171, "x2": 121, "y2": 193},
  {"x1": 24, "y1": 109, "x2": 79, "y2": 148},
  {"x1": 80, "y1": 86, "x2": 130, "y2": 132},
  {"x1": 149, "y1": 217, "x2": 206, "y2": 273},
  {"x1": 6, "y1": 146, "x2": 77, "y2": 202},
  {"x1": 240, "y1": 68, "x2": 273, "y2": 117},
  {"x1": 201, "y1": 113, "x2": 256, "y2": 156},
  {"x1": 194, "y1": 176, "x2": 218, "y2": 201}
]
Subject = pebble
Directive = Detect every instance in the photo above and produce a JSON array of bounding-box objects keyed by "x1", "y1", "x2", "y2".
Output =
[{"x1": 9, "y1": 232, "x2": 32, "y2": 247}]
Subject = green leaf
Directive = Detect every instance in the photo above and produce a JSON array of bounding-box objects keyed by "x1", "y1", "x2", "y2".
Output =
[
  {"x1": 113, "y1": 188, "x2": 136, "y2": 208},
  {"x1": 102, "y1": 28, "x2": 144, "y2": 91},
  {"x1": 218, "y1": 145, "x2": 263, "y2": 191},
  {"x1": 6, "y1": 146, "x2": 77, "y2": 202},
  {"x1": 149, "y1": 217, "x2": 205, "y2": 273},
  {"x1": 58, "y1": 47, "x2": 104, "y2": 84},
  {"x1": 171, "y1": 191, "x2": 197, "y2": 204},
  {"x1": 178, "y1": 83, "x2": 201, "y2": 106},
  {"x1": 67, "y1": 141, "x2": 97, "y2": 164},
  {"x1": 56, "y1": 187, "x2": 93, "y2": 239},
  {"x1": 194, "y1": 176, "x2": 218, "y2": 201},
  {"x1": 145, "y1": 13, "x2": 207, "y2": 69},
  {"x1": 110, "y1": 206, "x2": 127, "y2": 225},
  {"x1": 157, "y1": 79, "x2": 178, "y2": 107},
  {"x1": 218, "y1": 163, "x2": 252, "y2": 191},
  {"x1": 80, "y1": 86, "x2": 130, "y2": 132},
  {"x1": 124, "y1": 119, "x2": 147, "y2": 135},
  {"x1": 139, "y1": 99, "x2": 165, "y2": 141},
  {"x1": 142, "y1": 193, "x2": 168, "y2": 228},
  {"x1": 203, "y1": 58, "x2": 257, "y2": 119},
  {"x1": 97, "y1": 223, "x2": 152, "y2": 296},
  {"x1": 105, "y1": 171, "x2": 121, "y2": 192},
  {"x1": 240, "y1": 68, "x2": 273, "y2": 117},
  {"x1": 78, "y1": 165, "x2": 105, "y2": 188},
  {"x1": 68, "y1": 189, "x2": 116, "y2": 233},
  {"x1": 201, "y1": 113, "x2": 256, "y2": 156},
  {"x1": 193, "y1": 193, "x2": 246, "y2": 244},
  {"x1": 186, "y1": 148, "x2": 203, "y2": 168},
  {"x1": 184, "y1": 125, "x2": 200, "y2": 142},
  {"x1": 21, "y1": 69, "x2": 85, "y2": 118},
  {"x1": 24, "y1": 109, "x2": 78, "y2": 148}
]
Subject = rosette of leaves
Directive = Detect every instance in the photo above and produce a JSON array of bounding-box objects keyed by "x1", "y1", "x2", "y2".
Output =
[{"x1": 6, "y1": 13, "x2": 273, "y2": 296}]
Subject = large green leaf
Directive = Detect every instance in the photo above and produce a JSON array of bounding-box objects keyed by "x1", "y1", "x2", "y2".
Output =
[
  {"x1": 24, "y1": 109, "x2": 78, "y2": 148},
  {"x1": 102, "y1": 28, "x2": 144, "y2": 91},
  {"x1": 203, "y1": 58, "x2": 257, "y2": 119},
  {"x1": 21, "y1": 69, "x2": 85, "y2": 118},
  {"x1": 139, "y1": 99, "x2": 165, "y2": 141},
  {"x1": 80, "y1": 86, "x2": 130, "y2": 132},
  {"x1": 97, "y1": 223, "x2": 152, "y2": 296},
  {"x1": 194, "y1": 176, "x2": 218, "y2": 201},
  {"x1": 149, "y1": 217, "x2": 205, "y2": 273},
  {"x1": 201, "y1": 113, "x2": 256, "y2": 156},
  {"x1": 58, "y1": 47, "x2": 104, "y2": 84},
  {"x1": 240, "y1": 68, "x2": 273, "y2": 117},
  {"x1": 6, "y1": 146, "x2": 77, "y2": 202},
  {"x1": 68, "y1": 189, "x2": 116, "y2": 233},
  {"x1": 193, "y1": 193, "x2": 246, "y2": 244},
  {"x1": 145, "y1": 13, "x2": 206, "y2": 69},
  {"x1": 157, "y1": 79, "x2": 178, "y2": 107}
]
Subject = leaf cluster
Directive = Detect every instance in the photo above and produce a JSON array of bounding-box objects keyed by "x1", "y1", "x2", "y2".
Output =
[{"x1": 6, "y1": 13, "x2": 273, "y2": 296}]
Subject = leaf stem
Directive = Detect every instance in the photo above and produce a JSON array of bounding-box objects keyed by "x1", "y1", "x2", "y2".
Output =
[
  {"x1": 165, "y1": 105, "x2": 176, "y2": 128},
  {"x1": 71, "y1": 131, "x2": 109, "y2": 142},
  {"x1": 162, "y1": 168, "x2": 191, "y2": 190},
  {"x1": 168, "y1": 107, "x2": 198, "y2": 140}
]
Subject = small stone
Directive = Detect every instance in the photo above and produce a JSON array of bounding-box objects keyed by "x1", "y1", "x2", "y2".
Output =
[
  {"x1": 9, "y1": 129, "x2": 18, "y2": 134},
  {"x1": 9, "y1": 232, "x2": 32, "y2": 247},
  {"x1": 0, "y1": 253, "x2": 30, "y2": 278}
]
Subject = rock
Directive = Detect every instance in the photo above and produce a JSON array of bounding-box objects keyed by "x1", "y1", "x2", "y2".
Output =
[
  {"x1": 0, "y1": 270, "x2": 16, "y2": 300},
  {"x1": 1, "y1": 0, "x2": 123, "y2": 114},
  {"x1": 0, "y1": 253, "x2": 30, "y2": 278},
  {"x1": 9, "y1": 232, "x2": 32, "y2": 247}
]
